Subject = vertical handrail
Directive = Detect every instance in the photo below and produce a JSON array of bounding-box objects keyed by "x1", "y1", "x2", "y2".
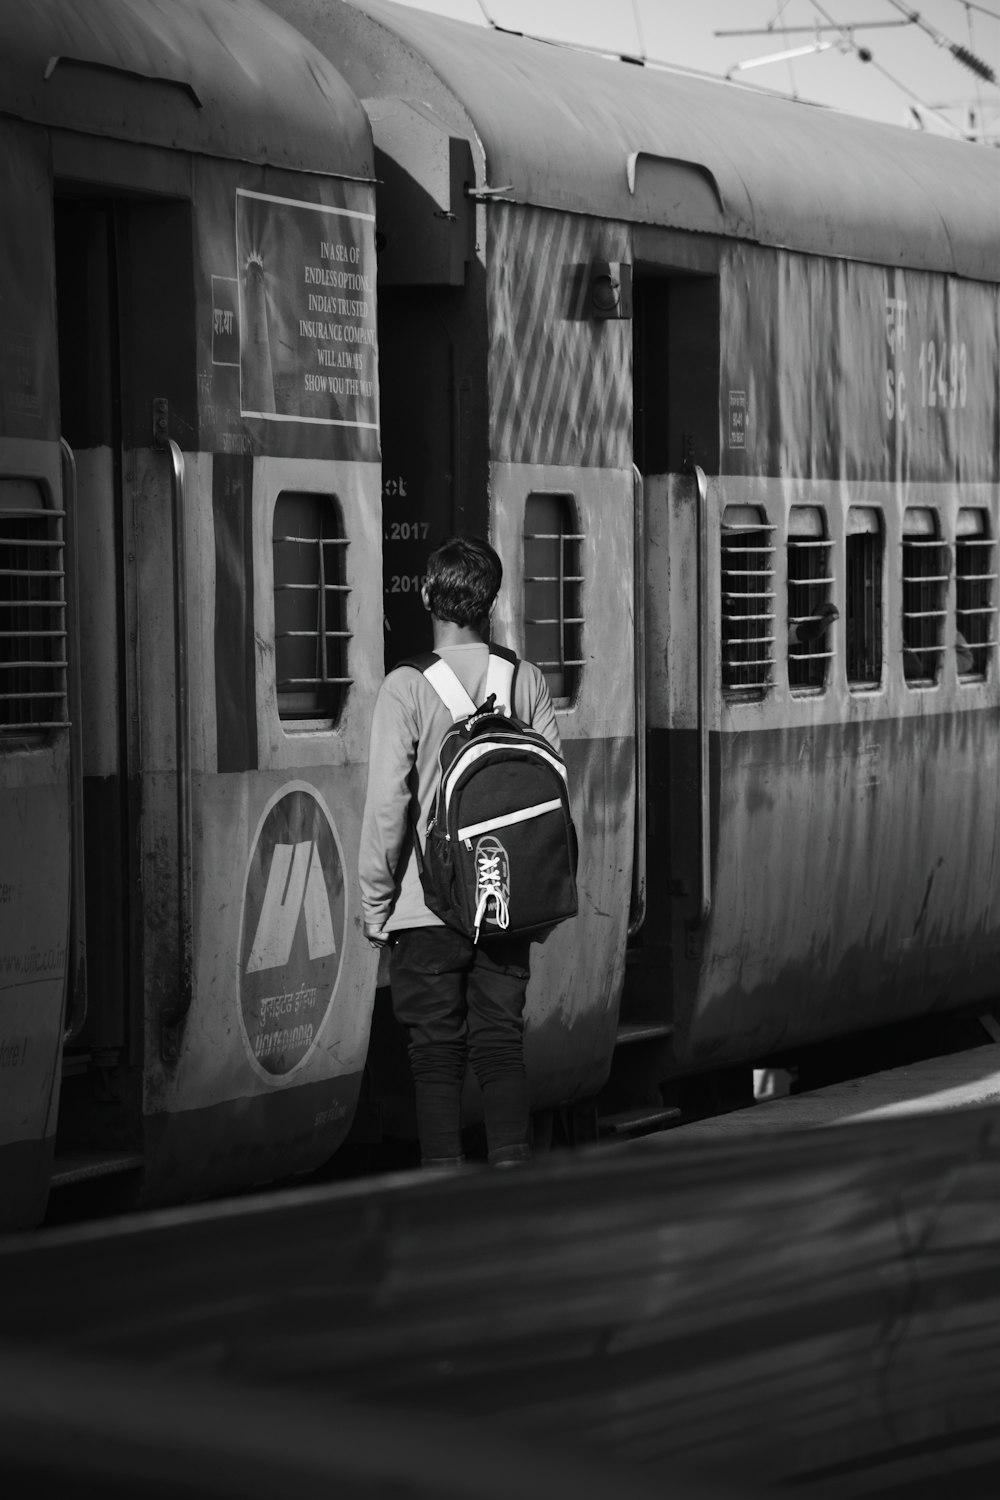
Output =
[
  {"x1": 627, "y1": 464, "x2": 647, "y2": 938},
  {"x1": 158, "y1": 429, "x2": 192, "y2": 1059},
  {"x1": 60, "y1": 438, "x2": 88, "y2": 1043},
  {"x1": 691, "y1": 464, "x2": 712, "y2": 929}
]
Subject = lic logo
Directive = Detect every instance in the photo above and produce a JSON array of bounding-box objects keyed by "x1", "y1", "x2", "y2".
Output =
[{"x1": 238, "y1": 784, "x2": 346, "y2": 1079}]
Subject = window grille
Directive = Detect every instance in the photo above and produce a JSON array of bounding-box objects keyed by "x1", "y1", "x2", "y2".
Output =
[
  {"x1": 273, "y1": 491, "x2": 350, "y2": 723},
  {"x1": 523, "y1": 493, "x2": 583, "y2": 705},
  {"x1": 955, "y1": 509, "x2": 996, "y2": 679},
  {"x1": 787, "y1": 506, "x2": 834, "y2": 692},
  {"x1": 721, "y1": 505, "x2": 775, "y2": 694},
  {"x1": 902, "y1": 507, "x2": 947, "y2": 686},
  {"x1": 846, "y1": 507, "x2": 883, "y2": 688},
  {"x1": 0, "y1": 478, "x2": 68, "y2": 735}
]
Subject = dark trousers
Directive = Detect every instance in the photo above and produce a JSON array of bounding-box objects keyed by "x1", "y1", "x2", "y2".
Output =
[{"x1": 389, "y1": 925, "x2": 532, "y2": 1166}]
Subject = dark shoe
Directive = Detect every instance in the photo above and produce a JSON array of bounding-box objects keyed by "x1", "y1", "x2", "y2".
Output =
[{"x1": 421, "y1": 1155, "x2": 464, "y2": 1170}]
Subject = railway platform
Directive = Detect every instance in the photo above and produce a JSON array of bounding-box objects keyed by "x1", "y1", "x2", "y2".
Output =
[
  {"x1": 665, "y1": 1023, "x2": 1000, "y2": 1142},
  {"x1": 2, "y1": 1084, "x2": 1000, "y2": 1498}
]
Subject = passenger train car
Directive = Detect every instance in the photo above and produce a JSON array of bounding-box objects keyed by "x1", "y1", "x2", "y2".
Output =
[
  {"x1": 2, "y1": 0, "x2": 999, "y2": 1228},
  {"x1": 0, "y1": 0, "x2": 385, "y2": 1229}
]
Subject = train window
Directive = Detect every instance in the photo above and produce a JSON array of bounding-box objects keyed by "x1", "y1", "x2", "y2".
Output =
[
  {"x1": 787, "y1": 506, "x2": 834, "y2": 692},
  {"x1": 0, "y1": 477, "x2": 68, "y2": 736},
  {"x1": 721, "y1": 505, "x2": 775, "y2": 695},
  {"x1": 846, "y1": 507, "x2": 883, "y2": 688},
  {"x1": 272, "y1": 491, "x2": 350, "y2": 724},
  {"x1": 902, "y1": 507, "x2": 947, "y2": 687},
  {"x1": 523, "y1": 493, "x2": 583, "y2": 705},
  {"x1": 955, "y1": 509, "x2": 996, "y2": 680}
]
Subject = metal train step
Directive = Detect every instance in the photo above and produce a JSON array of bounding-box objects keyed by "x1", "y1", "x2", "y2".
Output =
[
  {"x1": 599, "y1": 1105, "x2": 681, "y2": 1137},
  {"x1": 50, "y1": 1150, "x2": 144, "y2": 1189}
]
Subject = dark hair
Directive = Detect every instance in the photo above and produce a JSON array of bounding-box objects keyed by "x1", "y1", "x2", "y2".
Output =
[{"x1": 423, "y1": 536, "x2": 502, "y2": 628}]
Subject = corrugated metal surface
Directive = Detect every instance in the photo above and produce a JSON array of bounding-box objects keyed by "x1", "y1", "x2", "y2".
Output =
[
  {"x1": 0, "y1": 0, "x2": 373, "y2": 180},
  {"x1": 719, "y1": 244, "x2": 1000, "y2": 482},
  {"x1": 351, "y1": 0, "x2": 1000, "y2": 280},
  {"x1": 488, "y1": 204, "x2": 631, "y2": 469}
]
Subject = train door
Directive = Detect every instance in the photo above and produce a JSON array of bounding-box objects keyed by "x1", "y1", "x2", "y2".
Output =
[
  {"x1": 51, "y1": 188, "x2": 195, "y2": 1189},
  {"x1": 370, "y1": 121, "x2": 482, "y2": 669},
  {"x1": 0, "y1": 123, "x2": 69, "y2": 1228},
  {"x1": 616, "y1": 262, "x2": 720, "y2": 1098},
  {"x1": 345, "y1": 118, "x2": 484, "y2": 1138}
]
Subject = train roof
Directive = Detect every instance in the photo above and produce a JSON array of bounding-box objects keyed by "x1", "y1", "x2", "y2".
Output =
[
  {"x1": 0, "y1": 0, "x2": 373, "y2": 181},
  {"x1": 300, "y1": 0, "x2": 1000, "y2": 281}
]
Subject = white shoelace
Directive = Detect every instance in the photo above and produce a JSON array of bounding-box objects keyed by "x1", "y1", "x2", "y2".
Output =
[{"x1": 473, "y1": 849, "x2": 510, "y2": 941}]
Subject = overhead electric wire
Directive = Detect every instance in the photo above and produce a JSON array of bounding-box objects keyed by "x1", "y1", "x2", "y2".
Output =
[
  {"x1": 631, "y1": 0, "x2": 647, "y2": 62},
  {"x1": 943, "y1": 0, "x2": 1000, "y2": 20},
  {"x1": 470, "y1": 0, "x2": 994, "y2": 138},
  {"x1": 884, "y1": 0, "x2": 996, "y2": 82},
  {"x1": 803, "y1": 0, "x2": 971, "y2": 134}
]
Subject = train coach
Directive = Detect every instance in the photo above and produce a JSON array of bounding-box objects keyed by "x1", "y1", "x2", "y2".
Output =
[
  {"x1": 0, "y1": 0, "x2": 385, "y2": 1230},
  {"x1": 2, "y1": 0, "x2": 1000, "y2": 1231},
  {"x1": 274, "y1": 0, "x2": 1000, "y2": 1133}
]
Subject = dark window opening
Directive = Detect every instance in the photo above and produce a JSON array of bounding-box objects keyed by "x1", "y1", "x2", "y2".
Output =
[
  {"x1": 523, "y1": 493, "x2": 583, "y2": 706},
  {"x1": 0, "y1": 479, "x2": 67, "y2": 735},
  {"x1": 273, "y1": 491, "x2": 350, "y2": 724},
  {"x1": 788, "y1": 506, "x2": 834, "y2": 692},
  {"x1": 956, "y1": 509, "x2": 996, "y2": 680},
  {"x1": 846, "y1": 508, "x2": 883, "y2": 688},
  {"x1": 721, "y1": 505, "x2": 774, "y2": 695},
  {"x1": 902, "y1": 508, "x2": 947, "y2": 686}
]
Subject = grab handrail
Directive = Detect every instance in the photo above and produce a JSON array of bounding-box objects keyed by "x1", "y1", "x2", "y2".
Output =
[
  {"x1": 60, "y1": 438, "x2": 88, "y2": 1044},
  {"x1": 627, "y1": 464, "x2": 646, "y2": 939},
  {"x1": 692, "y1": 464, "x2": 712, "y2": 930},
  {"x1": 157, "y1": 422, "x2": 192, "y2": 1060}
]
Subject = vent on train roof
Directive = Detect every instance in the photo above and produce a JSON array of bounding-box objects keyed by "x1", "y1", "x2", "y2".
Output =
[{"x1": 43, "y1": 55, "x2": 202, "y2": 108}]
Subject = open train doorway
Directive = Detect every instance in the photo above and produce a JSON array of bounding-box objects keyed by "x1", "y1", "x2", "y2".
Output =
[
  {"x1": 52, "y1": 190, "x2": 195, "y2": 1186},
  {"x1": 604, "y1": 264, "x2": 720, "y2": 1121}
]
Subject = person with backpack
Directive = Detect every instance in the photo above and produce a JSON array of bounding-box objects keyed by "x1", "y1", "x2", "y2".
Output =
[{"x1": 359, "y1": 535, "x2": 575, "y2": 1168}]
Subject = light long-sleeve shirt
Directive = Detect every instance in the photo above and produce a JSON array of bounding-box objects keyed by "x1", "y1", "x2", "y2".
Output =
[{"x1": 359, "y1": 643, "x2": 561, "y2": 933}]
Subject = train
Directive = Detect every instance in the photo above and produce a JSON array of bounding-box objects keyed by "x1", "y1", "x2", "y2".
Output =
[{"x1": 2, "y1": 0, "x2": 999, "y2": 1231}]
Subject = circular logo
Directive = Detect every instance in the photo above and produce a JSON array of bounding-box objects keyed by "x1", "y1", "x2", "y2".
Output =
[{"x1": 239, "y1": 784, "x2": 346, "y2": 1080}]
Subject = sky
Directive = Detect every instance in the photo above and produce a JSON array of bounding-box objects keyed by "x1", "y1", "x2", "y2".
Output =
[{"x1": 383, "y1": 0, "x2": 1000, "y2": 140}]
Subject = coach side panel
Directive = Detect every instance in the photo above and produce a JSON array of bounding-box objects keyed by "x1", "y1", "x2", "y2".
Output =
[{"x1": 656, "y1": 245, "x2": 1000, "y2": 1066}]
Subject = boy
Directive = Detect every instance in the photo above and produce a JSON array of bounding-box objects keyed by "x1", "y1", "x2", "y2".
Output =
[{"x1": 360, "y1": 536, "x2": 561, "y2": 1167}]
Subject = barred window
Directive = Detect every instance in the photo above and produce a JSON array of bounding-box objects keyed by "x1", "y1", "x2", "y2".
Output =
[
  {"x1": 787, "y1": 506, "x2": 835, "y2": 693},
  {"x1": 523, "y1": 493, "x2": 583, "y2": 705},
  {"x1": 0, "y1": 478, "x2": 67, "y2": 735},
  {"x1": 956, "y1": 508, "x2": 996, "y2": 680},
  {"x1": 721, "y1": 505, "x2": 775, "y2": 694},
  {"x1": 902, "y1": 507, "x2": 947, "y2": 687},
  {"x1": 846, "y1": 507, "x2": 883, "y2": 688},
  {"x1": 273, "y1": 491, "x2": 350, "y2": 724}
]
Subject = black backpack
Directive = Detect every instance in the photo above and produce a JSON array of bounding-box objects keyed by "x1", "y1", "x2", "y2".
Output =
[{"x1": 406, "y1": 646, "x2": 578, "y2": 943}]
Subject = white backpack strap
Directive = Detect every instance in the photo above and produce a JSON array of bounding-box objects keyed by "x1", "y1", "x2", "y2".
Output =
[
  {"x1": 485, "y1": 650, "x2": 515, "y2": 715},
  {"x1": 422, "y1": 657, "x2": 478, "y2": 722}
]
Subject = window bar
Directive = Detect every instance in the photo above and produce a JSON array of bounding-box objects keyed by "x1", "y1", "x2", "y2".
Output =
[
  {"x1": 558, "y1": 530, "x2": 566, "y2": 684},
  {"x1": 316, "y1": 532, "x2": 328, "y2": 690}
]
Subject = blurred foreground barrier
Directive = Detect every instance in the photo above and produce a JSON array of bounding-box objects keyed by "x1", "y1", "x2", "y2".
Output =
[{"x1": 2, "y1": 1103, "x2": 1000, "y2": 1496}]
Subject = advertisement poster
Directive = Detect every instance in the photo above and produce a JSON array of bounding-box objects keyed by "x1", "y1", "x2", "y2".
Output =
[{"x1": 234, "y1": 188, "x2": 378, "y2": 431}]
